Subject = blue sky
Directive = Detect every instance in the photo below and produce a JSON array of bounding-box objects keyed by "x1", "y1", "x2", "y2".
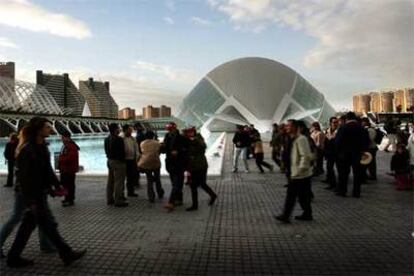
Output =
[{"x1": 0, "y1": 0, "x2": 412, "y2": 113}]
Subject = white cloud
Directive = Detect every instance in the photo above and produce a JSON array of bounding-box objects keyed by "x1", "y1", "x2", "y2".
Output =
[
  {"x1": 209, "y1": 0, "x2": 414, "y2": 88},
  {"x1": 163, "y1": 16, "x2": 175, "y2": 25},
  {"x1": 191, "y1": 16, "x2": 213, "y2": 27},
  {"x1": 0, "y1": 0, "x2": 92, "y2": 39},
  {"x1": 132, "y1": 60, "x2": 200, "y2": 86},
  {"x1": 0, "y1": 37, "x2": 18, "y2": 48}
]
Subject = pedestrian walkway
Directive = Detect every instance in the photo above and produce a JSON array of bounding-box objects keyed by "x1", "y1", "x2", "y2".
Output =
[{"x1": 0, "y1": 136, "x2": 412, "y2": 275}]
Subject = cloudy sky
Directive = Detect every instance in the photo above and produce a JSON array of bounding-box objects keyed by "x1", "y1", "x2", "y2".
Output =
[{"x1": 0, "y1": 0, "x2": 412, "y2": 113}]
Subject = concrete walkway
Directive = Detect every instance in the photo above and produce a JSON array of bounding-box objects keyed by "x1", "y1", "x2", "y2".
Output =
[{"x1": 0, "y1": 137, "x2": 412, "y2": 275}]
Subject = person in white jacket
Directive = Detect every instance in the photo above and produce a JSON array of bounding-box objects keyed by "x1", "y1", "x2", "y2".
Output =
[{"x1": 275, "y1": 120, "x2": 314, "y2": 223}]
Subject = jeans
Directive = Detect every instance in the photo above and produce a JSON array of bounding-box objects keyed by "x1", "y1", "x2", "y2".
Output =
[
  {"x1": 0, "y1": 193, "x2": 55, "y2": 252},
  {"x1": 233, "y1": 147, "x2": 249, "y2": 171},
  {"x1": 143, "y1": 169, "x2": 164, "y2": 201},
  {"x1": 337, "y1": 156, "x2": 362, "y2": 196},
  {"x1": 282, "y1": 177, "x2": 312, "y2": 218},
  {"x1": 7, "y1": 195, "x2": 69, "y2": 260},
  {"x1": 107, "y1": 159, "x2": 127, "y2": 204},
  {"x1": 189, "y1": 169, "x2": 216, "y2": 208},
  {"x1": 167, "y1": 168, "x2": 184, "y2": 204},
  {"x1": 61, "y1": 172, "x2": 76, "y2": 202}
]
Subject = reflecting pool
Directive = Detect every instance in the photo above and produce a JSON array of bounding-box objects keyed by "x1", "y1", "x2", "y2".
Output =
[{"x1": 0, "y1": 132, "x2": 222, "y2": 174}]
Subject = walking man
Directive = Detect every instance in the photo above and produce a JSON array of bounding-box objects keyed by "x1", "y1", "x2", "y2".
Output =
[
  {"x1": 335, "y1": 112, "x2": 369, "y2": 198},
  {"x1": 275, "y1": 120, "x2": 314, "y2": 223},
  {"x1": 162, "y1": 122, "x2": 188, "y2": 211},
  {"x1": 232, "y1": 125, "x2": 250, "y2": 173},
  {"x1": 105, "y1": 123, "x2": 128, "y2": 207},
  {"x1": 361, "y1": 118, "x2": 378, "y2": 181}
]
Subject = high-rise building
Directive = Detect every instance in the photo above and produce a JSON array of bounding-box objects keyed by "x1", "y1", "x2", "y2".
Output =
[
  {"x1": 370, "y1": 92, "x2": 381, "y2": 113},
  {"x1": 118, "y1": 107, "x2": 136, "y2": 119},
  {"x1": 353, "y1": 94, "x2": 370, "y2": 113},
  {"x1": 380, "y1": 92, "x2": 394, "y2": 113},
  {"x1": 36, "y1": 70, "x2": 85, "y2": 116},
  {"x1": 79, "y1": 78, "x2": 118, "y2": 118},
  {"x1": 406, "y1": 88, "x2": 414, "y2": 112},
  {"x1": 393, "y1": 89, "x2": 406, "y2": 113},
  {"x1": 0, "y1": 62, "x2": 15, "y2": 79},
  {"x1": 143, "y1": 105, "x2": 158, "y2": 119},
  {"x1": 160, "y1": 105, "x2": 171, "y2": 117}
]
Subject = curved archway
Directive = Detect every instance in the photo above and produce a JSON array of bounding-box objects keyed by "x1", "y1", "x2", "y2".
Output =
[
  {"x1": 54, "y1": 121, "x2": 71, "y2": 135},
  {"x1": 80, "y1": 122, "x2": 93, "y2": 133},
  {"x1": 0, "y1": 118, "x2": 16, "y2": 137},
  {"x1": 90, "y1": 122, "x2": 101, "y2": 133},
  {"x1": 68, "y1": 121, "x2": 82, "y2": 134}
]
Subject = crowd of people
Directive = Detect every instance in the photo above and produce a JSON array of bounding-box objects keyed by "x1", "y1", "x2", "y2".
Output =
[
  {"x1": 232, "y1": 112, "x2": 414, "y2": 223},
  {"x1": 1, "y1": 112, "x2": 413, "y2": 267}
]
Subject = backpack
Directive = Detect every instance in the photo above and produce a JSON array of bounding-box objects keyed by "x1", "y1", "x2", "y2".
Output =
[{"x1": 374, "y1": 128, "x2": 384, "y2": 145}]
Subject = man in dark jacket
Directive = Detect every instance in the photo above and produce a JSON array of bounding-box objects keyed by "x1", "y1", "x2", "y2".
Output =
[
  {"x1": 232, "y1": 125, "x2": 251, "y2": 173},
  {"x1": 3, "y1": 133, "x2": 18, "y2": 187},
  {"x1": 105, "y1": 123, "x2": 127, "y2": 207},
  {"x1": 335, "y1": 112, "x2": 369, "y2": 198},
  {"x1": 161, "y1": 122, "x2": 188, "y2": 210}
]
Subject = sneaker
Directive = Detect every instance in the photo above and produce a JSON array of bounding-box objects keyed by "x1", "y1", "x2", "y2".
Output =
[
  {"x1": 209, "y1": 194, "x2": 217, "y2": 206},
  {"x1": 186, "y1": 206, "x2": 198, "y2": 211},
  {"x1": 164, "y1": 203, "x2": 175, "y2": 211},
  {"x1": 7, "y1": 257, "x2": 35, "y2": 268},
  {"x1": 62, "y1": 201, "x2": 74, "y2": 207},
  {"x1": 274, "y1": 215, "x2": 290, "y2": 223},
  {"x1": 294, "y1": 215, "x2": 313, "y2": 221},
  {"x1": 114, "y1": 202, "x2": 129, "y2": 207},
  {"x1": 62, "y1": 249, "x2": 87, "y2": 266}
]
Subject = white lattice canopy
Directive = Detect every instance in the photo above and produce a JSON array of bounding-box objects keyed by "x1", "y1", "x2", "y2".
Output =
[{"x1": 0, "y1": 76, "x2": 62, "y2": 114}]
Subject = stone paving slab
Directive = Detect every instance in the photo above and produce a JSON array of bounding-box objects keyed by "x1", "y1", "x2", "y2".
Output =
[{"x1": 0, "y1": 136, "x2": 413, "y2": 275}]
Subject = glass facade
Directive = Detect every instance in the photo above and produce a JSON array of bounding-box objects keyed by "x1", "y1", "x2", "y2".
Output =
[
  {"x1": 292, "y1": 76, "x2": 324, "y2": 111},
  {"x1": 177, "y1": 79, "x2": 225, "y2": 127}
]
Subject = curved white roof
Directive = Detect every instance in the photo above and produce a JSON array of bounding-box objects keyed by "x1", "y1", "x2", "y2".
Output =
[{"x1": 206, "y1": 57, "x2": 297, "y2": 119}]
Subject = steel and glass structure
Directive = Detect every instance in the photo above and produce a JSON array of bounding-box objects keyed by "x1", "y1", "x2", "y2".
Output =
[
  {"x1": 177, "y1": 57, "x2": 336, "y2": 133},
  {"x1": 0, "y1": 76, "x2": 63, "y2": 115}
]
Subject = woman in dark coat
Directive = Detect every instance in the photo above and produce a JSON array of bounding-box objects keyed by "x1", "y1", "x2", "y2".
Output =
[
  {"x1": 6, "y1": 117, "x2": 86, "y2": 268},
  {"x1": 184, "y1": 127, "x2": 217, "y2": 211}
]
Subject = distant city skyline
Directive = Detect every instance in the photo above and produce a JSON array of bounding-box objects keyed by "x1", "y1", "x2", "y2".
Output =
[{"x1": 0, "y1": 0, "x2": 412, "y2": 113}]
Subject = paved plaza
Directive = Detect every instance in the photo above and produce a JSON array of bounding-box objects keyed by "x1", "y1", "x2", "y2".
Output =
[{"x1": 0, "y1": 138, "x2": 413, "y2": 275}]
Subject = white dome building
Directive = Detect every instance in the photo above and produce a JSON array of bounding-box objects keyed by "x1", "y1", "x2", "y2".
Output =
[{"x1": 177, "y1": 57, "x2": 335, "y2": 133}]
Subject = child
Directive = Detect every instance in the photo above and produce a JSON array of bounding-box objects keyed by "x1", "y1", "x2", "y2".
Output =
[
  {"x1": 391, "y1": 143, "x2": 411, "y2": 190},
  {"x1": 254, "y1": 137, "x2": 274, "y2": 173}
]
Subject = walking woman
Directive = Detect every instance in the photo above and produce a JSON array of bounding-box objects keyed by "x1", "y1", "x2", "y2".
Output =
[
  {"x1": 58, "y1": 131, "x2": 80, "y2": 207},
  {"x1": 184, "y1": 127, "x2": 217, "y2": 211},
  {"x1": 254, "y1": 136, "x2": 274, "y2": 173},
  {"x1": 138, "y1": 130, "x2": 165, "y2": 203},
  {"x1": 6, "y1": 117, "x2": 86, "y2": 268}
]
